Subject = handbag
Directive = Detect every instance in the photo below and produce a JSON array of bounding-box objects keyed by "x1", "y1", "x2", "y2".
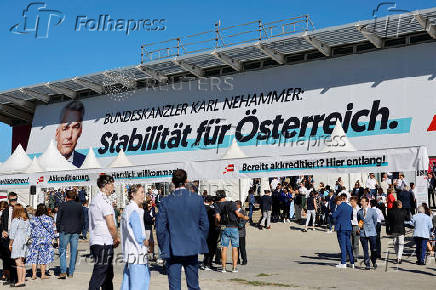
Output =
[{"x1": 36, "y1": 216, "x2": 57, "y2": 248}]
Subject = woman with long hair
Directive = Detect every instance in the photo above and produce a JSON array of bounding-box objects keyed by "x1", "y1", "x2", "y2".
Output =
[
  {"x1": 8, "y1": 204, "x2": 31, "y2": 287},
  {"x1": 121, "y1": 184, "x2": 150, "y2": 290},
  {"x1": 27, "y1": 203, "x2": 55, "y2": 280}
]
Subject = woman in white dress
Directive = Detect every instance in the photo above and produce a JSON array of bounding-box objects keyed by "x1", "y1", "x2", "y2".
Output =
[
  {"x1": 9, "y1": 204, "x2": 31, "y2": 287},
  {"x1": 121, "y1": 185, "x2": 150, "y2": 290}
]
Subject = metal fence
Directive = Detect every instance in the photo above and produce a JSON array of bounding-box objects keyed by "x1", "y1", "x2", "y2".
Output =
[{"x1": 141, "y1": 15, "x2": 315, "y2": 63}]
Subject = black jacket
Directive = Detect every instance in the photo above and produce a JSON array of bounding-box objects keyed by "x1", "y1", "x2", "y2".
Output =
[
  {"x1": 386, "y1": 208, "x2": 409, "y2": 235},
  {"x1": 0, "y1": 206, "x2": 12, "y2": 233},
  {"x1": 0, "y1": 206, "x2": 13, "y2": 246},
  {"x1": 143, "y1": 207, "x2": 156, "y2": 231},
  {"x1": 261, "y1": 195, "x2": 272, "y2": 211},
  {"x1": 56, "y1": 200, "x2": 83, "y2": 234},
  {"x1": 397, "y1": 190, "x2": 412, "y2": 209}
]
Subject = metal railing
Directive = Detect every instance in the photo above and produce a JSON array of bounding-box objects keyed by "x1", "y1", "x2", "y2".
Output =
[{"x1": 141, "y1": 15, "x2": 315, "y2": 63}]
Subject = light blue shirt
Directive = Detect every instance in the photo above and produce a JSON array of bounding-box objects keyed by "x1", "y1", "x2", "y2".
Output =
[
  {"x1": 411, "y1": 213, "x2": 433, "y2": 239},
  {"x1": 129, "y1": 211, "x2": 146, "y2": 245}
]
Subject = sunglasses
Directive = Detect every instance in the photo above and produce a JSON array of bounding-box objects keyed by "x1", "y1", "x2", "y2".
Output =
[{"x1": 9, "y1": 199, "x2": 17, "y2": 202}]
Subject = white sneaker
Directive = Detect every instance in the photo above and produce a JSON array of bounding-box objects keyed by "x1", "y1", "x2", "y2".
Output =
[
  {"x1": 335, "y1": 264, "x2": 347, "y2": 269},
  {"x1": 204, "y1": 266, "x2": 212, "y2": 271},
  {"x1": 221, "y1": 269, "x2": 227, "y2": 273},
  {"x1": 312, "y1": 228, "x2": 315, "y2": 231},
  {"x1": 232, "y1": 268, "x2": 239, "y2": 273}
]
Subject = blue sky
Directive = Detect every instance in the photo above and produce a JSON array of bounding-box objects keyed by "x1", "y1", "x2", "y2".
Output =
[{"x1": 0, "y1": 0, "x2": 435, "y2": 162}]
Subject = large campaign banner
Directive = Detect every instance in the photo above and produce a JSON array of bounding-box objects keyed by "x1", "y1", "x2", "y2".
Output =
[{"x1": 26, "y1": 42, "x2": 436, "y2": 168}]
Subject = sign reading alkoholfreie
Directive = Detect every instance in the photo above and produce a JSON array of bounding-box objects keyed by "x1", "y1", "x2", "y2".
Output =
[{"x1": 27, "y1": 42, "x2": 436, "y2": 169}]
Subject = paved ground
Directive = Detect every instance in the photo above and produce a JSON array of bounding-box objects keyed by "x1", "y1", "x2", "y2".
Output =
[{"x1": 2, "y1": 222, "x2": 435, "y2": 289}]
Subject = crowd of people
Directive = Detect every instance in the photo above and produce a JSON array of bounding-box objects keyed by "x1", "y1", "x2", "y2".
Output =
[
  {"x1": 253, "y1": 173, "x2": 436, "y2": 269},
  {"x1": 0, "y1": 170, "x2": 434, "y2": 288}
]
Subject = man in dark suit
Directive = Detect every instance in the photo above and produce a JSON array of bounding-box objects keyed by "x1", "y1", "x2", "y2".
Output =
[
  {"x1": 156, "y1": 169, "x2": 209, "y2": 290},
  {"x1": 55, "y1": 100, "x2": 86, "y2": 168},
  {"x1": 332, "y1": 195, "x2": 354, "y2": 269},
  {"x1": 0, "y1": 192, "x2": 18, "y2": 285},
  {"x1": 56, "y1": 189, "x2": 83, "y2": 279},
  {"x1": 397, "y1": 186, "x2": 412, "y2": 217}
]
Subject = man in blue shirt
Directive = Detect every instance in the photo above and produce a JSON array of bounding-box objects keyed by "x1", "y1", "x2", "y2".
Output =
[{"x1": 411, "y1": 206, "x2": 433, "y2": 265}]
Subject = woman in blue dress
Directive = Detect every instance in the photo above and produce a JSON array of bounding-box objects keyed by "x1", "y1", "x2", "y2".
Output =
[{"x1": 27, "y1": 203, "x2": 55, "y2": 280}]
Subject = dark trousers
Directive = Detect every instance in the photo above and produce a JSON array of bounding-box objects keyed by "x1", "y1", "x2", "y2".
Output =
[
  {"x1": 414, "y1": 237, "x2": 428, "y2": 264},
  {"x1": 376, "y1": 223, "x2": 382, "y2": 258},
  {"x1": 327, "y1": 214, "x2": 333, "y2": 231},
  {"x1": 89, "y1": 245, "x2": 114, "y2": 290},
  {"x1": 238, "y1": 237, "x2": 247, "y2": 263},
  {"x1": 284, "y1": 204, "x2": 290, "y2": 220},
  {"x1": 167, "y1": 255, "x2": 200, "y2": 290},
  {"x1": 360, "y1": 236, "x2": 377, "y2": 267},
  {"x1": 203, "y1": 232, "x2": 218, "y2": 267},
  {"x1": 272, "y1": 204, "x2": 280, "y2": 222},
  {"x1": 248, "y1": 204, "x2": 254, "y2": 220},
  {"x1": 336, "y1": 230, "x2": 354, "y2": 264},
  {"x1": 1, "y1": 240, "x2": 17, "y2": 283},
  {"x1": 428, "y1": 189, "x2": 435, "y2": 208}
]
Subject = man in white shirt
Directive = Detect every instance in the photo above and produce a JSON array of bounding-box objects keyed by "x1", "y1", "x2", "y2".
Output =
[
  {"x1": 394, "y1": 173, "x2": 407, "y2": 192},
  {"x1": 380, "y1": 173, "x2": 391, "y2": 194},
  {"x1": 350, "y1": 196, "x2": 360, "y2": 261},
  {"x1": 365, "y1": 173, "x2": 378, "y2": 199},
  {"x1": 88, "y1": 175, "x2": 120, "y2": 290},
  {"x1": 270, "y1": 178, "x2": 279, "y2": 191}
]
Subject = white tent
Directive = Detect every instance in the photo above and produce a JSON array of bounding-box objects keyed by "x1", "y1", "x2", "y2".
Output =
[
  {"x1": 317, "y1": 119, "x2": 357, "y2": 190},
  {"x1": 38, "y1": 140, "x2": 76, "y2": 171},
  {"x1": 25, "y1": 157, "x2": 44, "y2": 173},
  {"x1": 202, "y1": 138, "x2": 251, "y2": 202},
  {"x1": 222, "y1": 138, "x2": 246, "y2": 159},
  {"x1": 81, "y1": 147, "x2": 102, "y2": 169},
  {"x1": 0, "y1": 144, "x2": 32, "y2": 174},
  {"x1": 109, "y1": 149, "x2": 133, "y2": 168},
  {"x1": 322, "y1": 119, "x2": 356, "y2": 153}
]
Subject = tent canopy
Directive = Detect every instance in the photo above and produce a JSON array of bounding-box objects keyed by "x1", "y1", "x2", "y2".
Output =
[
  {"x1": 0, "y1": 145, "x2": 428, "y2": 189},
  {"x1": 0, "y1": 144, "x2": 32, "y2": 174}
]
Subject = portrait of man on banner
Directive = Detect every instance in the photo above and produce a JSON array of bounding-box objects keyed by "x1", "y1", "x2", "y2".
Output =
[{"x1": 55, "y1": 100, "x2": 86, "y2": 168}]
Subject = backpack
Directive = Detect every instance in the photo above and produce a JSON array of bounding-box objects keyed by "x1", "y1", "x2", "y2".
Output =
[{"x1": 220, "y1": 201, "x2": 233, "y2": 226}]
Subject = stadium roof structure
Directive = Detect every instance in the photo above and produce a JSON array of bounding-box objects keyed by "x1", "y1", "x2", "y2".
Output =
[{"x1": 0, "y1": 7, "x2": 435, "y2": 126}]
